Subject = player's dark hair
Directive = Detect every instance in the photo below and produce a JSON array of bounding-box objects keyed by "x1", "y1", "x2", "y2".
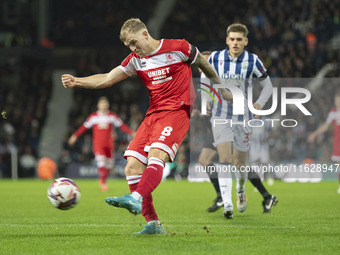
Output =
[
  {"x1": 120, "y1": 18, "x2": 147, "y2": 42},
  {"x1": 226, "y1": 23, "x2": 249, "y2": 37}
]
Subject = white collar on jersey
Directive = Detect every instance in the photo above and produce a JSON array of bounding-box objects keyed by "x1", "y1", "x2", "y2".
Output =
[
  {"x1": 227, "y1": 50, "x2": 246, "y2": 62},
  {"x1": 230, "y1": 56, "x2": 238, "y2": 62},
  {"x1": 97, "y1": 110, "x2": 108, "y2": 115},
  {"x1": 147, "y1": 39, "x2": 164, "y2": 56}
]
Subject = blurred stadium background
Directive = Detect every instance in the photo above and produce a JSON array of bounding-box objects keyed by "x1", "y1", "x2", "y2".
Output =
[{"x1": 0, "y1": 0, "x2": 339, "y2": 180}]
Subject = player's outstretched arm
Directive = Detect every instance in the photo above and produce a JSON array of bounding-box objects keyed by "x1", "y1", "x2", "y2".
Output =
[
  {"x1": 61, "y1": 67, "x2": 129, "y2": 89},
  {"x1": 252, "y1": 103, "x2": 262, "y2": 119},
  {"x1": 307, "y1": 121, "x2": 330, "y2": 143},
  {"x1": 252, "y1": 76, "x2": 273, "y2": 118},
  {"x1": 68, "y1": 134, "x2": 78, "y2": 146},
  {"x1": 193, "y1": 52, "x2": 232, "y2": 101}
]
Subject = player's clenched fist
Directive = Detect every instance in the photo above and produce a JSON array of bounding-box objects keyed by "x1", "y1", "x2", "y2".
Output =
[{"x1": 61, "y1": 74, "x2": 76, "y2": 88}]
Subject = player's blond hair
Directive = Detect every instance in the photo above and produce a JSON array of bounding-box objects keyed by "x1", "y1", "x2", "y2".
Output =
[
  {"x1": 120, "y1": 18, "x2": 147, "y2": 43},
  {"x1": 226, "y1": 23, "x2": 249, "y2": 37}
]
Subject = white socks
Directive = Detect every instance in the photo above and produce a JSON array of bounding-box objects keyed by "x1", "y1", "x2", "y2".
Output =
[
  {"x1": 235, "y1": 168, "x2": 248, "y2": 192},
  {"x1": 131, "y1": 191, "x2": 143, "y2": 202},
  {"x1": 217, "y1": 163, "x2": 232, "y2": 208},
  {"x1": 217, "y1": 164, "x2": 248, "y2": 208},
  {"x1": 148, "y1": 220, "x2": 160, "y2": 225}
]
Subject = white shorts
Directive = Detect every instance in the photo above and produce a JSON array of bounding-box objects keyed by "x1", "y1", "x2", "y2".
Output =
[
  {"x1": 249, "y1": 145, "x2": 270, "y2": 163},
  {"x1": 211, "y1": 120, "x2": 252, "y2": 152},
  {"x1": 331, "y1": 155, "x2": 340, "y2": 162}
]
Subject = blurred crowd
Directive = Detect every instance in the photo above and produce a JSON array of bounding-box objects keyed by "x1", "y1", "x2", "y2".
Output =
[
  {"x1": 0, "y1": 48, "x2": 52, "y2": 177},
  {"x1": 0, "y1": 0, "x2": 339, "y2": 178},
  {"x1": 163, "y1": 0, "x2": 340, "y2": 77}
]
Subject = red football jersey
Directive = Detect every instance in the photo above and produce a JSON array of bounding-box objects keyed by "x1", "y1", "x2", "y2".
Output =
[
  {"x1": 119, "y1": 39, "x2": 198, "y2": 115},
  {"x1": 326, "y1": 108, "x2": 340, "y2": 157},
  {"x1": 74, "y1": 111, "x2": 132, "y2": 151}
]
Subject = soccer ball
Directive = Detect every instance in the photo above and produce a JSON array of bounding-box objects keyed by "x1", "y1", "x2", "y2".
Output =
[{"x1": 47, "y1": 178, "x2": 81, "y2": 210}]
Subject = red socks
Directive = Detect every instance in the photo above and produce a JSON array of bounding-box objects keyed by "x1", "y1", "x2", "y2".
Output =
[
  {"x1": 135, "y1": 157, "x2": 164, "y2": 198},
  {"x1": 126, "y1": 157, "x2": 165, "y2": 222},
  {"x1": 98, "y1": 167, "x2": 109, "y2": 184},
  {"x1": 142, "y1": 193, "x2": 159, "y2": 222},
  {"x1": 127, "y1": 174, "x2": 142, "y2": 193},
  {"x1": 127, "y1": 174, "x2": 159, "y2": 222}
]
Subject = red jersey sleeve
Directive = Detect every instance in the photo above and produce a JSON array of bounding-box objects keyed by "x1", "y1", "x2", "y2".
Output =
[
  {"x1": 74, "y1": 125, "x2": 88, "y2": 137},
  {"x1": 175, "y1": 39, "x2": 199, "y2": 64},
  {"x1": 119, "y1": 123, "x2": 133, "y2": 135},
  {"x1": 74, "y1": 114, "x2": 94, "y2": 137},
  {"x1": 326, "y1": 109, "x2": 336, "y2": 124},
  {"x1": 119, "y1": 53, "x2": 138, "y2": 76},
  {"x1": 110, "y1": 112, "x2": 133, "y2": 135}
]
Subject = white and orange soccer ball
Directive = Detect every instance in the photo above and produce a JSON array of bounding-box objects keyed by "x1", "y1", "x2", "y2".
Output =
[{"x1": 47, "y1": 178, "x2": 81, "y2": 210}]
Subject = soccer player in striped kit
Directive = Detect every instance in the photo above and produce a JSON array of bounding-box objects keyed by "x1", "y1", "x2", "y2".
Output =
[
  {"x1": 207, "y1": 23, "x2": 277, "y2": 218},
  {"x1": 68, "y1": 96, "x2": 134, "y2": 192},
  {"x1": 62, "y1": 18, "x2": 230, "y2": 234}
]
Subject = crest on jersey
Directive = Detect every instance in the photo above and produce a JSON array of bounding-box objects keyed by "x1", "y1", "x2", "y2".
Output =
[
  {"x1": 242, "y1": 63, "x2": 248, "y2": 70},
  {"x1": 165, "y1": 53, "x2": 175, "y2": 64},
  {"x1": 98, "y1": 123, "x2": 109, "y2": 129}
]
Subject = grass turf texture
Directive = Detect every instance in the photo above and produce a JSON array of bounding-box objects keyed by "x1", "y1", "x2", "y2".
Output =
[{"x1": 0, "y1": 179, "x2": 339, "y2": 255}]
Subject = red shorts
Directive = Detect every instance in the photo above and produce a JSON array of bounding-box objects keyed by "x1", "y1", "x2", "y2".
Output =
[
  {"x1": 332, "y1": 139, "x2": 340, "y2": 162},
  {"x1": 124, "y1": 107, "x2": 190, "y2": 164},
  {"x1": 94, "y1": 145, "x2": 113, "y2": 159}
]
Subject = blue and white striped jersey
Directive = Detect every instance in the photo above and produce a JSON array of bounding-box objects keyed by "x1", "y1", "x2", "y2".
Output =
[{"x1": 209, "y1": 49, "x2": 267, "y2": 121}]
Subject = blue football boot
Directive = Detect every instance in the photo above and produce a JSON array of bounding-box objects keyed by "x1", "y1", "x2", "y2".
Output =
[
  {"x1": 133, "y1": 222, "x2": 166, "y2": 235},
  {"x1": 105, "y1": 194, "x2": 142, "y2": 215}
]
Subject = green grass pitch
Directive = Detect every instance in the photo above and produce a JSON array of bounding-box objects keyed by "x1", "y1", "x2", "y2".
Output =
[{"x1": 0, "y1": 179, "x2": 339, "y2": 255}]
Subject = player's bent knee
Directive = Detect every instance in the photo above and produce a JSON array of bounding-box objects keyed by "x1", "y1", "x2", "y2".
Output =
[
  {"x1": 219, "y1": 156, "x2": 232, "y2": 164},
  {"x1": 124, "y1": 164, "x2": 143, "y2": 176},
  {"x1": 124, "y1": 157, "x2": 146, "y2": 176},
  {"x1": 198, "y1": 157, "x2": 208, "y2": 167},
  {"x1": 148, "y1": 148, "x2": 170, "y2": 163}
]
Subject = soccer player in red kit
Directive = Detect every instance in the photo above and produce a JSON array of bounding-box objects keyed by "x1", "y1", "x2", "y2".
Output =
[
  {"x1": 68, "y1": 96, "x2": 133, "y2": 192},
  {"x1": 61, "y1": 18, "x2": 231, "y2": 234},
  {"x1": 308, "y1": 93, "x2": 340, "y2": 193}
]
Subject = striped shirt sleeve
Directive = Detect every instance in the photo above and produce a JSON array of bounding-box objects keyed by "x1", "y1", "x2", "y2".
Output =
[{"x1": 253, "y1": 55, "x2": 267, "y2": 78}]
